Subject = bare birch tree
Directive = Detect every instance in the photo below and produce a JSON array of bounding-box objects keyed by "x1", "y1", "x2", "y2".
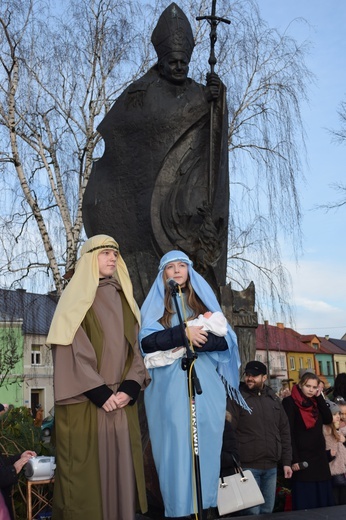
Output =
[
  {"x1": 0, "y1": 0, "x2": 311, "y2": 321},
  {"x1": 0, "y1": 324, "x2": 23, "y2": 389},
  {"x1": 0, "y1": 0, "x2": 154, "y2": 293},
  {"x1": 319, "y1": 98, "x2": 346, "y2": 211}
]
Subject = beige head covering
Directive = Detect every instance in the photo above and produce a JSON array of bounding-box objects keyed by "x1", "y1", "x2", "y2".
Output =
[{"x1": 46, "y1": 234, "x2": 140, "y2": 345}]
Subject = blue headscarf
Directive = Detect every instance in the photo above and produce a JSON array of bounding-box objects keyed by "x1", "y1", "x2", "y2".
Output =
[{"x1": 140, "y1": 250, "x2": 247, "y2": 407}]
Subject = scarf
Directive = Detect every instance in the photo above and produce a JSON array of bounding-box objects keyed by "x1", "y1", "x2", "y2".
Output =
[{"x1": 291, "y1": 384, "x2": 319, "y2": 429}]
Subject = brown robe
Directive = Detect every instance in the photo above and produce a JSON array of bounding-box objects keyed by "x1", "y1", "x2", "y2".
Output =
[{"x1": 52, "y1": 278, "x2": 150, "y2": 520}]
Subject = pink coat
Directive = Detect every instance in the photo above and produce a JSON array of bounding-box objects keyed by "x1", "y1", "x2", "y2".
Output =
[{"x1": 323, "y1": 425, "x2": 346, "y2": 476}]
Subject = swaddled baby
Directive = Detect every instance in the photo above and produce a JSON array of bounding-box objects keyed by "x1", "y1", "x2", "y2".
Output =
[{"x1": 143, "y1": 311, "x2": 228, "y2": 369}]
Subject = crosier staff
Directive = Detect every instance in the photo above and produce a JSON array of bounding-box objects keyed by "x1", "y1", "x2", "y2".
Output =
[{"x1": 197, "y1": 1, "x2": 230, "y2": 205}]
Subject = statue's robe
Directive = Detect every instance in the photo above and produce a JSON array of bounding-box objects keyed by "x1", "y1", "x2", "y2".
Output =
[{"x1": 83, "y1": 66, "x2": 229, "y2": 304}]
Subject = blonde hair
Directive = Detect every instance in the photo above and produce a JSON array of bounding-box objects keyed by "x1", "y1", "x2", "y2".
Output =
[{"x1": 330, "y1": 418, "x2": 342, "y2": 442}]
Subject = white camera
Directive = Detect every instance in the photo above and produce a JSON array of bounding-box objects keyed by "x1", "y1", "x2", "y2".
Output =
[{"x1": 25, "y1": 456, "x2": 56, "y2": 481}]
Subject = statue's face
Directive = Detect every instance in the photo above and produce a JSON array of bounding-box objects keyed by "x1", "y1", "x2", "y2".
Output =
[{"x1": 159, "y1": 52, "x2": 189, "y2": 84}]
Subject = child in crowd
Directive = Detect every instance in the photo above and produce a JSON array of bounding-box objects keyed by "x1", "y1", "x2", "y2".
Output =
[
  {"x1": 323, "y1": 400, "x2": 346, "y2": 505},
  {"x1": 337, "y1": 400, "x2": 346, "y2": 430}
]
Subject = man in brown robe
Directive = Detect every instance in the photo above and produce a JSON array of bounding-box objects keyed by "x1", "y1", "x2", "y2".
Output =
[{"x1": 47, "y1": 235, "x2": 151, "y2": 520}]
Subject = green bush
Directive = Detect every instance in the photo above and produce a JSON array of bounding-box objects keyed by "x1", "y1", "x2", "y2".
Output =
[{"x1": 0, "y1": 407, "x2": 55, "y2": 519}]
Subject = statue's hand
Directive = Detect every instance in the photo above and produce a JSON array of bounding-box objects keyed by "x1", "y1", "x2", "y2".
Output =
[{"x1": 206, "y1": 72, "x2": 221, "y2": 101}]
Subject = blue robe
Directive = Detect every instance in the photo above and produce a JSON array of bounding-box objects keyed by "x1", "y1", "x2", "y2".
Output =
[
  {"x1": 142, "y1": 297, "x2": 227, "y2": 517},
  {"x1": 139, "y1": 250, "x2": 246, "y2": 517},
  {"x1": 145, "y1": 355, "x2": 225, "y2": 516}
]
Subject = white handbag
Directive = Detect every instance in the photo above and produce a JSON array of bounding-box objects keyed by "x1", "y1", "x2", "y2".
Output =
[{"x1": 217, "y1": 466, "x2": 265, "y2": 516}]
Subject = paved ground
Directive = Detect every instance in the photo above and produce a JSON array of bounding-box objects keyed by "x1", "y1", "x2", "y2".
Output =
[{"x1": 136, "y1": 504, "x2": 346, "y2": 520}]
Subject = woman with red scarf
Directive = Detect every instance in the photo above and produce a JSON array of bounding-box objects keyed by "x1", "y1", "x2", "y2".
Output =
[{"x1": 282, "y1": 372, "x2": 334, "y2": 510}]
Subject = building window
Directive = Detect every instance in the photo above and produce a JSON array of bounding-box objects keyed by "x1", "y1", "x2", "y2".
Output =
[
  {"x1": 312, "y1": 342, "x2": 319, "y2": 350},
  {"x1": 280, "y1": 356, "x2": 285, "y2": 369},
  {"x1": 307, "y1": 358, "x2": 312, "y2": 369},
  {"x1": 318, "y1": 361, "x2": 322, "y2": 375},
  {"x1": 336, "y1": 361, "x2": 340, "y2": 375},
  {"x1": 299, "y1": 357, "x2": 303, "y2": 369},
  {"x1": 31, "y1": 345, "x2": 41, "y2": 366},
  {"x1": 326, "y1": 361, "x2": 332, "y2": 376},
  {"x1": 289, "y1": 357, "x2": 295, "y2": 370}
]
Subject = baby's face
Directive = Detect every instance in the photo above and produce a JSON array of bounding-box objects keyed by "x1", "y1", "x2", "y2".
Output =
[{"x1": 203, "y1": 311, "x2": 212, "y2": 319}]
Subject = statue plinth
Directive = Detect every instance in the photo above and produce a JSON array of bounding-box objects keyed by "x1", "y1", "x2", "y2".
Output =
[{"x1": 220, "y1": 282, "x2": 258, "y2": 370}]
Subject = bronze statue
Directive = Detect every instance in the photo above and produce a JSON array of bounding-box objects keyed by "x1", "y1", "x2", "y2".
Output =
[{"x1": 82, "y1": 3, "x2": 230, "y2": 304}]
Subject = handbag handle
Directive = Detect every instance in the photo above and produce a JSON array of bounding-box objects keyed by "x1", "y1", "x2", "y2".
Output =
[
  {"x1": 219, "y1": 455, "x2": 249, "y2": 488},
  {"x1": 231, "y1": 454, "x2": 247, "y2": 480}
]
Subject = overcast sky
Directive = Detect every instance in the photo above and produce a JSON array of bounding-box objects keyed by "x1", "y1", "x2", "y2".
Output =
[{"x1": 257, "y1": 1, "x2": 346, "y2": 338}]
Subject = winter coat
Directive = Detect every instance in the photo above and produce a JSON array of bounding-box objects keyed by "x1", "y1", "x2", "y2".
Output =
[
  {"x1": 0, "y1": 453, "x2": 20, "y2": 520},
  {"x1": 228, "y1": 383, "x2": 292, "y2": 469},
  {"x1": 282, "y1": 394, "x2": 332, "y2": 482},
  {"x1": 220, "y1": 418, "x2": 239, "y2": 477},
  {"x1": 323, "y1": 425, "x2": 346, "y2": 477}
]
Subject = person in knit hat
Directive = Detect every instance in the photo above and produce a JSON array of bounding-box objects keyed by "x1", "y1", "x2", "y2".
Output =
[{"x1": 323, "y1": 400, "x2": 346, "y2": 504}]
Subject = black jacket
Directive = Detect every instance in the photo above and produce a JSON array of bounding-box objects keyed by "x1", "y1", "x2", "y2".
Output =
[
  {"x1": 282, "y1": 394, "x2": 332, "y2": 482},
  {"x1": 228, "y1": 383, "x2": 292, "y2": 469},
  {"x1": 0, "y1": 453, "x2": 20, "y2": 520}
]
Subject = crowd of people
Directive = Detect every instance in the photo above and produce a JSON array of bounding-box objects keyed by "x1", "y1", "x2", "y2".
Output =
[
  {"x1": 2, "y1": 238, "x2": 346, "y2": 519},
  {"x1": 3, "y1": 1, "x2": 346, "y2": 517},
  {"x1": 45, "y1": 236, "x2": 346, "y2": 519}
]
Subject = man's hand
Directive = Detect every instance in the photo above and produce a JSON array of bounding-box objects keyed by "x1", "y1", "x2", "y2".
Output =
[
  {"x1": 102, "y1": 392, "x2": 132, "y2": 412},
  {"x1": 14, "y1": 451, "x2": 36, "y2": 474},
  {"x1": 102, "y1": 394, "x2": 119, "y2": 412},
  {"x1": 114, "y1": 391, "x2": 132, "y2": 408},
  {"x1": 284, "y1": 465, "x2": 293, "y2": 478}
]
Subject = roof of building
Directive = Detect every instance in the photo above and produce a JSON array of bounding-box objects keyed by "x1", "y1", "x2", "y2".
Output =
[
  {"x1": 327, "y1": 338, "x2": 346, "y2": 352},
  {"x1": 256, "y1": 324, "x2": 319, "y2": 353},
  {"x1": 318, "y1": 337, "x2": 346, "y2": 355},
  {"x1": 256, "y1": 323, "x2": 337, "y2": 355},
  {"x1": 0, "y1": 289, "x2": 57, "y2": 335},
  {"x1": 283, "y1": 328, "x2": 320, "y2": 344}
]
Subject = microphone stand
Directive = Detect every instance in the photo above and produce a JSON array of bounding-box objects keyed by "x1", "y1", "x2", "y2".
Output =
[{"x1": 168, "y1": 281, "x2": 204, "y2": 519}]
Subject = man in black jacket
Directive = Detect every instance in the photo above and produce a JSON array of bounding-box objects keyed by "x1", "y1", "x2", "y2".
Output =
[{"x1": 228, "y1": 361, "x2": 293, "y2": 514}]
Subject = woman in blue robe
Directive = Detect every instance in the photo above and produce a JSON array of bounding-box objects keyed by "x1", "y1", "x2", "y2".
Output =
[{"x1": 139, "y1": 250, "x2": 245, "y2": 518}]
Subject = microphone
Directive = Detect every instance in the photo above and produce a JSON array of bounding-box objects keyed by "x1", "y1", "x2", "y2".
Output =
[
  {"x1": 294, "y1": 461, "x2": 309, "y2": 471},
  {"x1": 166, "y1": 278, "x2": 180, "y2": 290}
]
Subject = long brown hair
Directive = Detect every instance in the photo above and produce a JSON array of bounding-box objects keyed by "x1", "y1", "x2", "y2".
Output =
[
  {"x1": 159, "y1": 275, "x2": 207, "y2": 329},
  {"x1": 298, "y1": 372, "x2": 320, "y2": 388},
  {"x1": 330, "y1": 418, "x2": 342, "y2": 442}
]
